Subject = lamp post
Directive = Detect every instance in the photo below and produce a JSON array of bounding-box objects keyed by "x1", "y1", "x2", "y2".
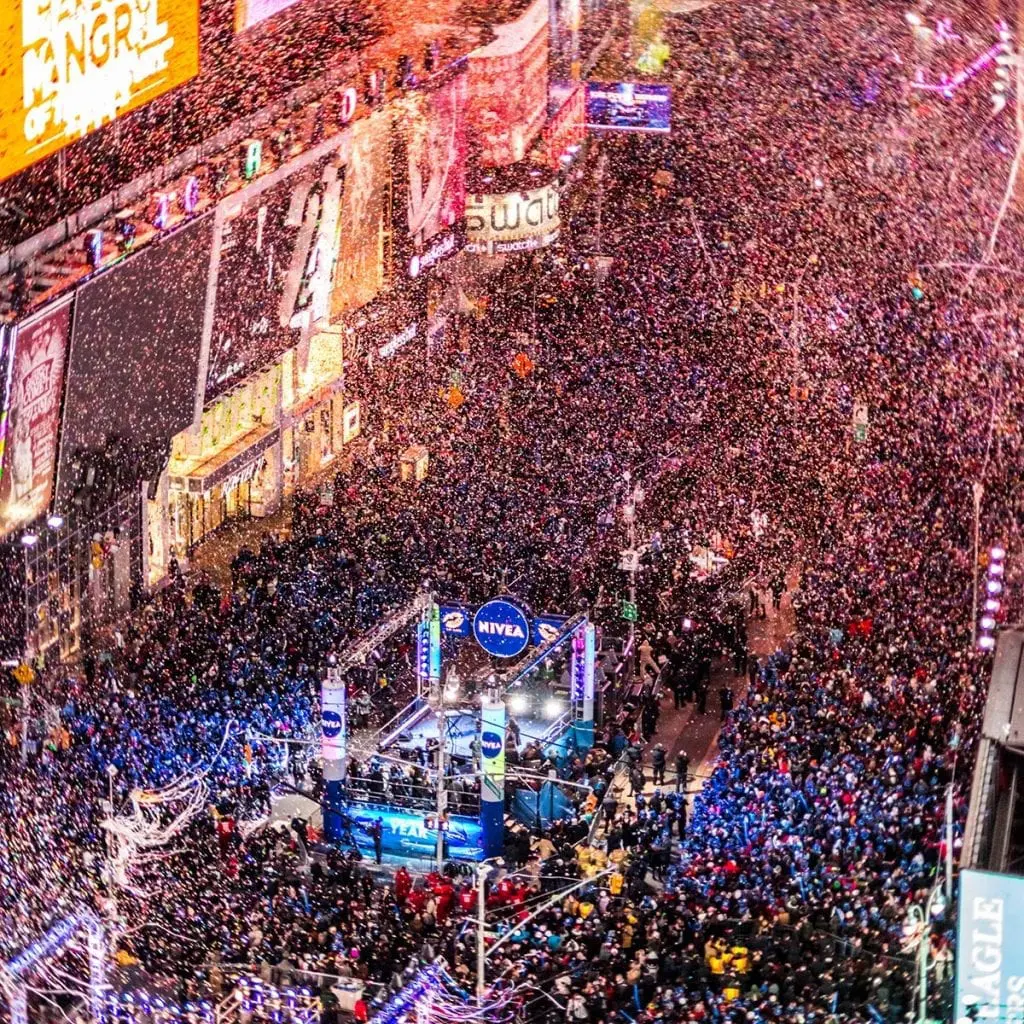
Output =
[
  {"x1": 433, "y1": 668, "x2": 459, "y2": 873},
  {"x1": 905, "y1": 883, "x2": 947, "y2": 1024},
  {"x1": 476, "y1": 862, "x2": 493, "y2": 1003},
  {"x1": 971, "y1": 480, "x2": 984, "y2": 646}
]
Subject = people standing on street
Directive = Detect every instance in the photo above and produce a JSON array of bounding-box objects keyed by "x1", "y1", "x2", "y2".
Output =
[
  {"x1": 651, "y1": 742, "x2": 667, "y2": 786},
  {"x1": 675, "y1": 750, "x2": 689, "y2": 794},
  {"x1": 719, "y1": 685, "x2": 734, "y2": 721}
]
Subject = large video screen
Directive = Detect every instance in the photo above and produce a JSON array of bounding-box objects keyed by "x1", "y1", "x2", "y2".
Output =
[
  {"x1": 206, "y1": 148, "x2": 346, "y2": 402},
  {"x1": 403, "y1": 63, "x2": 468, "y2": 276},
  {"x1": 586, "y1": 82, "x2": 672, "y2": 133},
  {"x1": 0, "y1": 0, "x2": 200, "y2": 182},
  {"x1": 0, "y1": 301, "x2": 70, "y2": 536},
  {"x1": 467, "y1": 0, "x2": 550, "y2": 166},
  {"x1": 330, "y1": 113, "x2": 389, "y2": 321},
  {"x1": 55, "y1": 215, "x2": 214, "y2": 508},
  {"x1": 955, "y1": 869, "x2": 1024, "y2": 1022}
]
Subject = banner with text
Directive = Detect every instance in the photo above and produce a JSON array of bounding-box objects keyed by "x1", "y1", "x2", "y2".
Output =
[
  {"x1": 0, "y1": 0, "x2": 200, "y2": 182},
  {"x1": 0, "y1": 300, "x2": 70, "y2": 536}
]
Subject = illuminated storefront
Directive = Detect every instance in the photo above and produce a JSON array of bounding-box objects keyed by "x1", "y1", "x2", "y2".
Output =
[
  {"x1": 280, "y1": 331, "x2": 347, "y2": 493},
  {"x1": 147, "y1": 365, "x2": 283, "y2": 581}
]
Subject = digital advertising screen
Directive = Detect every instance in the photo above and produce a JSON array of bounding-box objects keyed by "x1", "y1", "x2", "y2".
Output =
[
  {"x1": 55, "y1": 215, "x2": 214, "y2": 508},
  {"x1": 466, "y1": 184, "x2": 560, "y2": 255},
  {"x1": 235, "y1": 0, "x2": 305, "y2": 31},
  {"x1": 586, "y1": 81, "x2": 672, "y2": 133},
  {"x1": 402, "y1": 62, "x2": 469, "y2": 277},
  {"x1": 330, "y1": 112, "x2": 389, "y2": 321},
  {"x1": 0, "y1": 300, "x2": 71, "y2": 536},
  {"x1": 955, "y1": 869, "x2": 1024, "y2": 1023},
  {"x1": 0, "y1": 0, "x2": 200, "y2": 182},
  {"x1": 467, "y1": 0, "x2": 550, "y2": 166},
  {"x1": 207, "y1": 147, "x2": 346, "y2": 403}
]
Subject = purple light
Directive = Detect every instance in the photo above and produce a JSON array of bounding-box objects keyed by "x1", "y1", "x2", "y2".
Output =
[{"x1": 912, "y1": 42, "x2": 1002, "y2": 95}]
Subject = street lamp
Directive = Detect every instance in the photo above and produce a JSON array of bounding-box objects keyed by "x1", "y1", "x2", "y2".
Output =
[
  {"x1": 476, "y1": 862, "x2": 494, "y2": 1003},
  {"x1": 904, "y1": 883, "x2": 947, "y2": 1024}
]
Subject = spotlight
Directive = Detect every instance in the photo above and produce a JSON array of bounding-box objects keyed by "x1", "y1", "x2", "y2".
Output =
[
  {"x1": 20, "y1": 532, "x2": 38, "y2": 546},
  {"x1": 46, "y1": 514, "x2": 64, "y2": 529},
  {"x1": 980, "y1": 616, "x2": 996, "y2": 631},
  {"x1": 509, "y1": 694, "x2": 528, "y2": 714},
  {"x1": 987, "y1": 579, "x2": 1003, "y2": 595},
  {"x1": 985, "y1": 598, "x2": 1001, "y2": 613},
  {"x1": 543, "y1": 698, "x2": 563, "y2": 718},
  {"x1": 991, "y1": 546, "x2": 1006, "y2": 561},
  {"x1": 979, "y1": 635, "x2": 996, "y2": 650}
]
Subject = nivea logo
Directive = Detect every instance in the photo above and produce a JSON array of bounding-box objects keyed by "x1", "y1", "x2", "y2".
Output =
[
  {"x1": 322, "y1": 710, "x2": 343, "y2": 739},
  {"x1": 477, "y1": 621, "x2": 526, "y2": 637},
  {"x1": 473, "y1": 599, "x2": 531, "y2": 658},
  {"x1": 480, "y1": 731, "x2": 503, "y2": 759}
]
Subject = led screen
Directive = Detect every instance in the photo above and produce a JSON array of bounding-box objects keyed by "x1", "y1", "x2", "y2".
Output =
[
  {"x1": 0, "y1": 0, "x2": 200, "y2": 182},
  {"x1": 586, "y1": 81, "x2": 672, "y2": 133},
  {"x1": 955, "y1": 869, "x2": 1024, "y2": 1023},
  {"x1": 55, "y1": 215, "x2": 214, "y2": 509}
]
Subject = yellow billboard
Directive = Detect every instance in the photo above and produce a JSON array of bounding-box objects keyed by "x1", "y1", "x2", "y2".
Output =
[{"x1": 0, "y1": 0, "x2": 200, "y2": 183}]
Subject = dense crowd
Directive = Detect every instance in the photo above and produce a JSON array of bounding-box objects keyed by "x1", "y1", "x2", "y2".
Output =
[{"x1": 2, "y1": 1, "x2": 1023, "y2": 1023}]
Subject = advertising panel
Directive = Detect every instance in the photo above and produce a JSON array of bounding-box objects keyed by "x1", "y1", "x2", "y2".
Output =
[
  {"x1": 0, "y1": 0, "x2": 200, "y2": 183},
  {"x1": 955, "y1": 869, "x2": 1024, "y2": 1023},
  {"x1": 467, "y1": 0, "x2": 550, "y2": 167},
  {"x1": 235, "y1": 0, "x2": 304, "y2": 32},
  {"x1": 586, "y1": 82, "x2": 672, "y2": 133},
  {"x1": 466, "y1": 185, "x2": 560, "y2": 255},
  {"x1": 343, "y1": 805, "x2": 483, "y2": 859},
  {"x1": 0, "y1": 326, "x2": 16, "y2": 491},
  {"x1": 404, "y1": 62, "x2": 469, "y2": 277},
  {"x1": 331, "y1": 111, "x2": 389, "y2": 321},
  {"x1": 321, "y1": 672, "x2": 346, "y2": 764},
  {"x1": 56, "y1": 215, "x2": 214, "y2": 508},
  {"x1": 206, "y1": 149, "x2": 346, "y2": 403},
  {"x1": 542, "y1": 82, "x2": 586, "y2": 168},
  {"x1": 480, "y1": 698, "x2": 507, "y2": 858},
  {"x1": 0, "y1": 300, "x2": 70, "y2": 536}
]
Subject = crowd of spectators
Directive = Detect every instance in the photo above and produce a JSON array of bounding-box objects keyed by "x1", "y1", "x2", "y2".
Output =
[{"x1": 2, "y1": 2, "x2": 1022, "y2": 1024}]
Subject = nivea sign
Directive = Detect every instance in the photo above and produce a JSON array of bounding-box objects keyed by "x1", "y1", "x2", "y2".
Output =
[
  {"x1": 473, "y1": 599, "x2": 531, "y2": 658},
  {"x1": 322, "y1": 710, "x2": 343, "y2": 739},
  {"x1": 480, "y1": 731, "x2": 504, "y2": 758}
]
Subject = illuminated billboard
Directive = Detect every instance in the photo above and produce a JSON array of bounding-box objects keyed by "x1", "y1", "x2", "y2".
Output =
[
  {"x1": 402, "y1": 62, "x2": 469, "y2": 277},
  {"x1": 206, "y1": 145, "x2": 346, "y2": 403},
  {"x1": 466, "y1": 185, "x2": 560, "y2": 255},
  {"x1": 331, "y1": 111, "x2": 390, "y2": 320},
  {"x1": 0, "y1": 300, "x2": 71, "y2": 537},
  {"x1": 0, "y1": 0, "x2": 200, "y2": 183},
  {"x1": 956, "y1": 869, "x2": 1024, "y2": 1023},
  {"x1": 235, "y1": 0, "x2": 304, "y2": 31},
  {"x1": 586, "y1": 82, "x2": 672, "y2": 133},
  {"x1": 467, "y1": 0, "x2": 550, "y2": 166}
]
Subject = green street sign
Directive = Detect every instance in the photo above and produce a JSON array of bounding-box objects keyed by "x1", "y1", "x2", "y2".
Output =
[
  {"x1": 853, "y1": 424, "x2": 868, "y2": 443},
  {"x1": 621, "y1": 600, "x2": 638, "y2": 622}
]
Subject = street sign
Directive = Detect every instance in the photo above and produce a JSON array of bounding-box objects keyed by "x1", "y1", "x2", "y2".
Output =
[
  {"x1": 621, "y1": 600, "x2": 638, "y2": 622},
  {"x1": 854, "y1": 423, "x2": 868, "y2": 442},
  {"x1": 619, "y1": 548, "x2": 641, "y2": 572}
]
